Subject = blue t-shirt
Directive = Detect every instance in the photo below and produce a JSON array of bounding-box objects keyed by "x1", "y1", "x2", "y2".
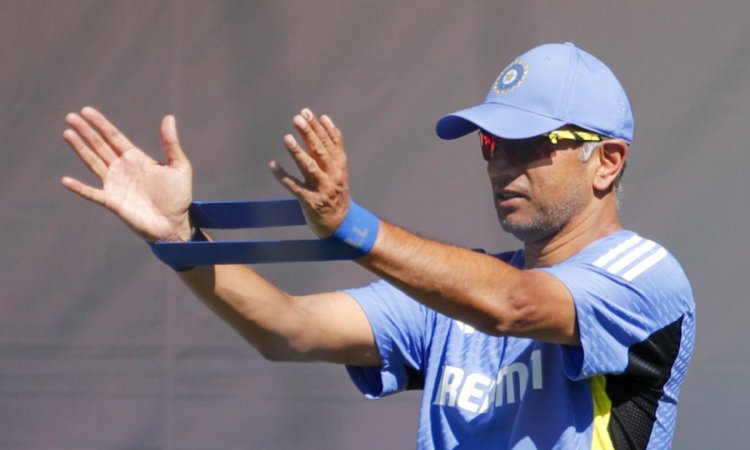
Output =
[{"x1": 345, "y1": 230, "x2": 695, "y2": 450}]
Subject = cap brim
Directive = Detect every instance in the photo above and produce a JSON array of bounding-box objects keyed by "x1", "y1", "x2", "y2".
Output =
[{"x1": 435, "y1": 103, "x2": 567, "y2": 140}]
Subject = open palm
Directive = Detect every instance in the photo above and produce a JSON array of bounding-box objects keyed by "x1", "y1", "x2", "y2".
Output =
[{"x1": 62, "y1": 107, "x2": 193, "y2": 243}]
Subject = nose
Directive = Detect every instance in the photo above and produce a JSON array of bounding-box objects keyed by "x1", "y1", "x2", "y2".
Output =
[{"x1": 486, "y1": 154, "x2": 522, "y2": 179}]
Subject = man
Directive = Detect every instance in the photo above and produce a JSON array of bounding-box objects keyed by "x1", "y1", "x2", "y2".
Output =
[{"x1": 62, "y1": 42, "x2": 695, "y2": 449}]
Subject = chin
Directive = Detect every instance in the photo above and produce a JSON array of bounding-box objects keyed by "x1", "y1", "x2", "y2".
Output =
[{"x1": 499, "y1": 217, "x2": 559, "y2": 243}]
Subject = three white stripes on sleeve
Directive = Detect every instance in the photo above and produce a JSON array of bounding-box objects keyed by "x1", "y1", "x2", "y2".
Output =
[{"x1": 593, "y1": 235, "x2": 669, "y2": 281}]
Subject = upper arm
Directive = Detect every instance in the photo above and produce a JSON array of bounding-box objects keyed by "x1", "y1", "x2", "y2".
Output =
[
  {"x1": 503, "y1": 269, "x2": 579, "y2": 345},
  {"x1": 292, "y1": 291, "x2": 381, "y2": 366},
  {"x1": 541, "y1": 250, "x2": 695, "y2": 378}
]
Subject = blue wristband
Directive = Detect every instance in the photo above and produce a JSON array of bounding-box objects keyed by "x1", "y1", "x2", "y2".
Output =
[{"x1": 329, "y1": 200, "x2": 380, "y2": 257}]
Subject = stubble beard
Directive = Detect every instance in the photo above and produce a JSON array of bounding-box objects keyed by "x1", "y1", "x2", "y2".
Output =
[{"x1": 498, "y1": 194, "x2": 587, "y2": 244}]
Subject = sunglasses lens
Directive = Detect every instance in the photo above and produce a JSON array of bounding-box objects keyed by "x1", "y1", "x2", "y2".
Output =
[
  {"x1": 479, "y1": 131, "x2": 494, "y2": 161},
  {"x1": 506, "y1": 140, "x2": 546, "y2": 164},
  {"x1": 479, "y1": 130, "x2": 551, "y2": 165}
]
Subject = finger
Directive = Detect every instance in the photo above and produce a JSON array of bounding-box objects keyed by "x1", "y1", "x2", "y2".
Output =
[
  {"x1": 269, "y1": 160, "x2": 308, "y2": 198},
  {"x1": 61, "y1": 176, "x2": 106, "y2": 206},
  {"x1": 283, "y1": 133, "x2": 322, "y2": 186},
  {"x1": 320, "y1": 114, "x2": 346, "y2": 164},
  {"x1": 299, "y1": 108, "x2": 333, "y2": 170},
  {"x1": 320, "y1": 114, "x2": 338, "y2": 141},
  {"x1": 80, "y1": 107, "x2": 136, "y2": 156},
  {"x1": 160, "y1": 115, "x2": 191, "y2": 172},
  {"x1": 293, "y1": 111, "x2": 329, "y2": 169},
  {"x1": 65, "y1": 111, "x2": 119, "y2": 166},
  {"x1": 63, "y1": 127, "x2": 108, "y2": 179}
]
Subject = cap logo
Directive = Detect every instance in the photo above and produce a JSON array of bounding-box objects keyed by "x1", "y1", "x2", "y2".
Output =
[{"x1": 493, "y1": 60, "x2": 528, "y2": 95}]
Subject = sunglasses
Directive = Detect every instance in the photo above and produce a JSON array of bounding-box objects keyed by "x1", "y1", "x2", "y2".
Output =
[{"x1": 478, "y1": 129, "x2": 602, "y2": 163}]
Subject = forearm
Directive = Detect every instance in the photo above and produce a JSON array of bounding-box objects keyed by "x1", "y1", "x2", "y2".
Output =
[
  {"x1": 358, "y1": 221, "x2": 522, "y2": 334},
  {"x1": 358, "y1": 221, "x2": 577, "y2": 344},
  {"x1": 174, "y1": 262, "x2": 380, "y2": 365},
  {"x1": 176, "y1": 264, "x2": 313, "y2": 361}
]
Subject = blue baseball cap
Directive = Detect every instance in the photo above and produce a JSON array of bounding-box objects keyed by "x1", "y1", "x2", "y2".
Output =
[{"x1": 435, "y1": 42, "x2": 634, "y2": 143}]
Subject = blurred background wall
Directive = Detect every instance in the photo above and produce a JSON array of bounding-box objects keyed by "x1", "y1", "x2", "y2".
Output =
[{"x1": 1, "y1": 1, "x2": 748, "y2": 448}]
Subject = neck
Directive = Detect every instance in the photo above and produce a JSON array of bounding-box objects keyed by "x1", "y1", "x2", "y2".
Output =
[{"x1": 522, "y1": 202, "x2": 622, "y2": 268}]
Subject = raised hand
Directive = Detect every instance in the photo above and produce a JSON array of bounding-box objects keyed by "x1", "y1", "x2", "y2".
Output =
[
  {"x1": 61, "y1": 107, "x2": 193, "y2": 243},
  {"x1": 270, "y1": 108, "x2": 351, "y2": 238}
]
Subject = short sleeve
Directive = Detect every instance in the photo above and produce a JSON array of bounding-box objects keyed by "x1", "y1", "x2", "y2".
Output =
[
  {"x1": 541, "y1": 236, "x2": 694, "y2": 380},
  {"x1": 343, "y1": 280, "x2": 431, "y2": 399}
]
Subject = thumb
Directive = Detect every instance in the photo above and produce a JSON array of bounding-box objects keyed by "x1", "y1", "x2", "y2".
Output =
[{"x1": 160, "y1": 115, "x2": 190, "y2": 170}]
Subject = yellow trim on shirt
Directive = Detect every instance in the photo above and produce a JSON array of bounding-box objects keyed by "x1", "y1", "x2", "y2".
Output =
[{"x1": 590, "y1": 376, "x2": 615, "y2": 450}]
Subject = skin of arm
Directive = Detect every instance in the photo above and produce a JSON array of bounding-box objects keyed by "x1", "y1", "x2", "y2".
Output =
[
  {"x1": 177, "y1": 263, "x2": 381, "y2": 365},
  {"x1": 360, "y1": 222, "x2": 579, "y2": 345}
]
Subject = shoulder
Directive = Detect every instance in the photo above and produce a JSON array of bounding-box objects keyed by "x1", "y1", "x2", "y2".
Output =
[
  {"x1": 563, "y1": 230, "x2": 689, "y2": 286},
  {"x1": 543, "y1": 230, "x2": 695, "y2": 318}
]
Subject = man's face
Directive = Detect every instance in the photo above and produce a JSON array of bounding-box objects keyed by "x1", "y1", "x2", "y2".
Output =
[{"x1": 484, "y1": 134, "x2": 594, "y2": 243}]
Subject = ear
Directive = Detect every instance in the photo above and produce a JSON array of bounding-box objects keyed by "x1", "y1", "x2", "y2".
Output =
[{"x1": 592, "y1": 139, "x2": 628, "y2": 193}]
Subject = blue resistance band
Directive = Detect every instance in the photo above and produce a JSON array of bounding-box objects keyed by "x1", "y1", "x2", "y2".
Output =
[{"x1": 149, "y1": 199, "x2": 378, "y2": 267}]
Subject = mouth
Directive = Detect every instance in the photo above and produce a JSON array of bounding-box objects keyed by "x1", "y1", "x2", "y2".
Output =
[
  {"x1": 495, "y1": 189, "x2": 523, "y2": 200},
  {"x1": 496, "y1": 188, "x2": 526, "y2": 200},
  {"x1": 495, "y1": 189, "x2": 527, "y2": 209}
]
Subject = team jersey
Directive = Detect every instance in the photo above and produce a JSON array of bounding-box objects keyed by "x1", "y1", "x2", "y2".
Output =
[{"x1": 344, "y1": 230, "x2": 695, "y2": 450}]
